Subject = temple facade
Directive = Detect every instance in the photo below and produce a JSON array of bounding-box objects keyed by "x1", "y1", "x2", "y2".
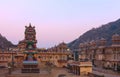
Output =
[
  {"x1": 0, "y1": 24, "x2": 71, "y2": 70},
  {"x1": 37, "y1": 42, "x2": 71, "y2": 67}
]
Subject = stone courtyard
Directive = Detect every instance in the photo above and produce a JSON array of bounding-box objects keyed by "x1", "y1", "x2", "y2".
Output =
[
  {"x1": 1, "y1": 66, "x2": 120, "y2": 77},
  {"x1": 0, "y1": 67, "x2": 88, "y2": 77}
]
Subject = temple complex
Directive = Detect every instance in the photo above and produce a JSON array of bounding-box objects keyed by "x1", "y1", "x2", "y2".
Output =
[
  {"x1": 0, "y1": 24, "x2": 71, "y2": 70},
  {"x1": 78, "y1": 34, "x2": 120, "y2": 71},
  {"x1": 16, "y1": 24, "x2": 72, "y2": 74},
  {"x1": 1, "y1": 24, "x2": 120, "y2": 76},
  {"x1": 0, "y1": 24, "x2": 71, "y2": 73}
]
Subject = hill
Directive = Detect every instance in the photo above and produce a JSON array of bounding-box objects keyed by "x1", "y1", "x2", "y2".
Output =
[
  {"x1": 68, "y1": 19, "x2": 120, "y2": 49},
  {"x1": 0, "y1": 34, "x2": 15, "y2": 49}
]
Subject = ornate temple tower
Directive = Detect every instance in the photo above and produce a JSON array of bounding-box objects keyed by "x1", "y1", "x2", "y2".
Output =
[
  {"x1": 18, "y1": 23, "x2": 37, "y2": 50},
  {"x1": 25, "y1": 24, "x2": 37, "y2": 49},
  {"x1": 21, "y1": 24, "x2": 39, "y2": 73}
]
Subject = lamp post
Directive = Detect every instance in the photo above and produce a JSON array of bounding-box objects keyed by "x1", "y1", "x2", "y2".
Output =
[
  {"x1": 115, "y1": 63, "x2": 117, "y2": 71},
  {"x1": 2, "y1": 49, "x2": 4, "y2": 61},
  {"x1": 7, "y1": 62, "x2": 12, "y2": 75},
  {"x1": 10, "y1": 48, "x2": 14, "y2": 70},
  {"x1": 73, "y1": 49, "x2": 79, "y2": 61},
  {"x1": 92, "y1": 48, "x2": 96, "y2": 66},
  {"x1": 8, "y1": 66, "x2": 11, "y2": 74},
  {"x1": 85, "y1": 44, "x2": 88, "y2": 61},
  {"x1": 1, "y1": 46, "x2": 4, "y2": 60}
]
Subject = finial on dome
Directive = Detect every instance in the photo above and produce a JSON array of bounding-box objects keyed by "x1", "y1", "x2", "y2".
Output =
[{"x1": 29, "y1": 23, "x2": 32, "y2": 27}]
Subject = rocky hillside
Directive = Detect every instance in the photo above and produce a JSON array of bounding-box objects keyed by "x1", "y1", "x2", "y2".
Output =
[
  {"x1": 0, "y1": 34, "x2": 15, "y2": 49},
  {"x1": 68, "y1": 18, "x2": 120, "y2": 49}
]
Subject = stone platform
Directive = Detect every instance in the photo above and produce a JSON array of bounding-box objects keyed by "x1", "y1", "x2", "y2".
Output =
[
  {"x1": 22, "y1": 61, "x2": 40, "y2": 73},
  {"x1": 6, "y1": 67, "x2": 89, "y2": 77}
]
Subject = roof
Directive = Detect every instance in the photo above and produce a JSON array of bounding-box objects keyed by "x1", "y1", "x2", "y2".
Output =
[
  {"x1": 69, "y1": 61, "x2": 92, "y2": 67},
  {"x1": 23, "y1": 61, "x2": 38, "y2": 65}
]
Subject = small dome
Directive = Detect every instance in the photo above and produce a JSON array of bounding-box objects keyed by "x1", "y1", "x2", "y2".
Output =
[
  {"x1": 112, "y1": 34, "x2": 119, "y2": 38},
  {"x1": 99, "y1": 38, "x2": 106, "y2": 46},
  {"x1": 58, "y1": 42, "x2": 67, "y2": 48},
  {"x1": 112, "y1": 34, "x2": 120, "y2": 40},
  {"x1": 79, "y1": 43, "x2": 84, "y2": 47},
  {"x1": 100, "y1": 38, "x2": 106, "y2": 41},
  {"x1": 90, "y1": 40, "x2": 96, "y2": 46}
]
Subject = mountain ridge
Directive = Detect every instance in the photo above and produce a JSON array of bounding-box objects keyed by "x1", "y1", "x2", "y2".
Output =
[
  {"x1": 0, "y1": 34, "x2": 15, "y2": 49},
  {"x1": 68, "y1": 18, "x2": 120, "y2": 49}
]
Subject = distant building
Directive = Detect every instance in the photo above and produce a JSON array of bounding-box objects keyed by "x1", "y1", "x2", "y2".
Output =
[{"x1": 78, "y1": 34, "x2": 120, "y2": 71}]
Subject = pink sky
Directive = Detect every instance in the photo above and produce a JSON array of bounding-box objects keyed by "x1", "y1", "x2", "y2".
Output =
[{"x1": 0, "y1": 0, "x2": 120, "y2": 48}]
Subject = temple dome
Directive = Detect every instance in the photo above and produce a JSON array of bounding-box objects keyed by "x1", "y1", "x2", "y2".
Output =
[{"x1": 112, "y1": 34, "x2": 120, "y2": 40}]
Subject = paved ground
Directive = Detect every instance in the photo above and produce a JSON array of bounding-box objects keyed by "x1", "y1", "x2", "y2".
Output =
[
  {"x1": 93, "y1": 67, "x2": 120, "y2": 77},
  {"x1": 93, "y1": 71, "x2": 120, "y2": 77},
  {"x1": 0, "y1": 68, "x2": 8, "y2": 77},
  {"x1": 3, "y1": 67, "x2": 88, "y2": 77},
  {"x1": 51, "y1": 68, "x2": 88, "y2": 77},
  {"x1": 1, "y1": 66, "x2": 120, "y2": 77}
]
